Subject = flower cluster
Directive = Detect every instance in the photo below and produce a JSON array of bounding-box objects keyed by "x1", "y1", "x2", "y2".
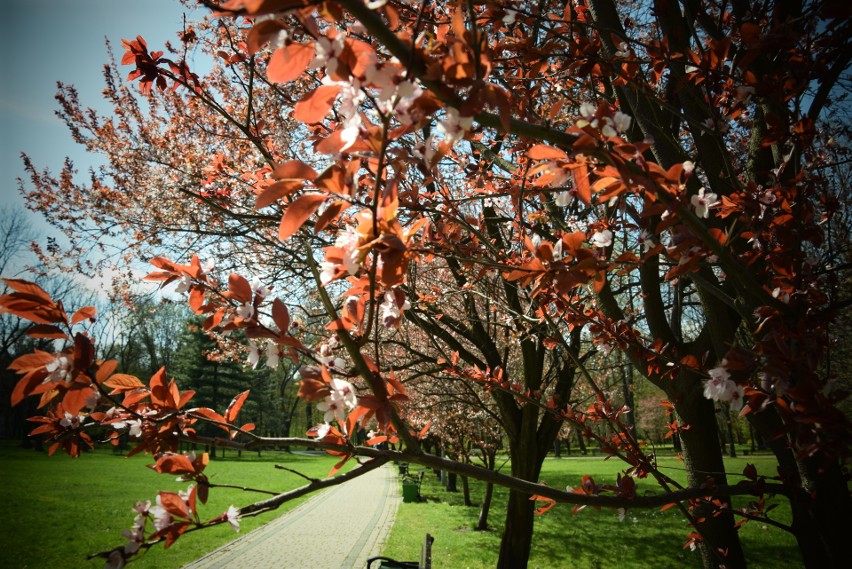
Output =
[{"x1": 702, "y1": 364, "x2": 745, "y2": 412}]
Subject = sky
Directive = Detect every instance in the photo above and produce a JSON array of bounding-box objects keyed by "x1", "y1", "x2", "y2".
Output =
[{"x1": 0, "y1": 0, "x2": 206, "y2": 272}]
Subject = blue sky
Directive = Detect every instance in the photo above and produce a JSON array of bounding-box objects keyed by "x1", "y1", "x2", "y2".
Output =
[{"x1": 0, "y1": 0, "x2": 205, "y2": 242}]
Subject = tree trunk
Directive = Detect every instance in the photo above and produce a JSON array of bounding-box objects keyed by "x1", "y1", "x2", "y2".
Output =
[
  {"x1": 496, "y1": 431, "x2": 547, "y2": 569},
  {"x1": 461, "y1": 475, "x2": 471, "y2": 506},
  {"x1": 724, "y1": 408, "x2": 737, "y2": 458},
  {"x1": 794, "y1": 458, "x2": 852, "y2": 569},
  {"x1": 476, "y1": 481, "x2": 494, "y2": 531},
  {"x1": 576, "y1": 429, "x2": 587, "y2": 454},
  {"x1": 497, "y1": 488, "x2": 537, "y2": 569},
  {"x1": 749, "y1": 406, "x2": 847, "y2": 568},
  {"x1": 446, "y1": 472, "x2": 458, "y2": 492},
  {"x1": 677, "y1": 395, "x2": 746, "y2": 569}
]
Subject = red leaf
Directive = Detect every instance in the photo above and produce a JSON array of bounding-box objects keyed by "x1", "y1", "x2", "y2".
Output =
[
  {"x1": 159, "y1": 491, "x2": 189, "y2": 519},
  {"x1": 71, "y1": 306, "x2": 96, "y2": 325},
  {"x1": 227, "y1": 274, "x2": 253, "y2": 303},
  {"x1": 572, "y1": 163, "x2": 591, "y2": 205},
  {"x1": 278, "y1": 193, "x2": 328, "y2": 241},
  {"x1": 328, "y1": 455, "x2": 350, "y2": 477},
  {"x1": 154, "y1": 454, "x2": 195, "y2": 475},
  {"x1": 293, "y1": 84, "x2": 341, "y2": 124},
  {"x1": 189, "y1": 407, "x2": 228, "y2": 429},
  {"x1": 62, "y1": 386, "x2": 94, "y2": 416},
  {"x1": 314, "y1": 200, "x2": 347, "y2": 234},
  {"x1": 527, "y1": 145, "x2": 568, "y2": 160},
  {"x1": 104, "y1": 374, "x2": 144, "y2": 391},
  {"x1": 272, "y1": 160, "x2": 318, "y2": 181},
  {"x1": 267, "y1": 42, "x2": 314, "y2": 83},
  {"x1": 255, "y1": 180, "x2": 301, "y2": 209},
  {"x1": 149, "y1": 367, "x2": 171, "y2": 404},
  {"x1": 246, "y1": 19, "x2": 286, "y2": 55},
  {"x1": 95, "y1": 360, "x2": 119, "y2": 384},
  {"x1": 26, "y1": 324, "x2": 68, "y2": 340},
  {"x1": 271, "y1": 298, "x2": 290, "y2": 332},
  {"x1": 224, "y1": 390, "x2": 250, "y2": 424},
  {"x1": 1, "y1": 279, "x2": 53, "y2": 303}
]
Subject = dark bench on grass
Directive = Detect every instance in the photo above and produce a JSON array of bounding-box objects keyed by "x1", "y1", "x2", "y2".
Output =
[{"x1": 366, "y1": 533, "x2": 433, "y2": 569}]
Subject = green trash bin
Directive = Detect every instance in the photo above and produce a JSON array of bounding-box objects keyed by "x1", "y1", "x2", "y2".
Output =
[{"x1": 402, "y1": 480, "x2": 419, "y2": 503}]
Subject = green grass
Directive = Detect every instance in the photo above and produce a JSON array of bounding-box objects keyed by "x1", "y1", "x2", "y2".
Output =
[
  {"x1": 0, "y1": 442, "x2": 350, "y2": 569},
  {"x1": 384, "y1": 454, "x2": 803, "y2": 569}
]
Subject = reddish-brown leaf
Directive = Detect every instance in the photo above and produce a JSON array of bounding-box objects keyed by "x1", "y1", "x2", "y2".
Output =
[
  {"x1": 95, "y1": 360, "x2": 119, "y2": 384},
  {"x1": 189, "y1": 407, "x2": 228, "y2": 429},
  {"x1": 227, "y1": 274, "x2": 253, "y2": 303},
  {"x1": 314, "y1": 200, "x2": 347, "y2": 234},
  {"x1": 272, "y1": 160, "x2": 318, "y2": 181},
  {"x1": 267, "y1": 42, "x2": 314, "y2": 83},
  {"x1": 153, "y1": 454, "x2": 195, "y2": 475},
  {"x1": 528, "y1": 145, "x2": 568, "y2": 160},
  {"x1": 104, "y1": 373, "x2": 144, "y2": 391},
  {"x1": 26, "y1": 324, "x2": 68, "y2": 340},
  {"x1": 71, "y1": 306, "x2": 96, "y2": 325},
  {"x1": 271, "y1": 298, "x2": 290, "y2": 332},
  {"x1": 278, "y1": 193, "x2": 328, "y2": 241},
  {"x1": 255, "y1": 180, "x2": 301, "y2": 209},
  {"x1": 159, "y1": 491, "x2": 189, "y2": 519},
  {"x1": 224, "y1": 390, "x2": 251, "y2": 424},
  {"x1": 246, "y1": 19, "x2": 286, "y2": 55},
  {"x1": 572, "y1": 163, "x2": 591, "y2": 205},
  {"x1": 293, "y1": 84, "x2": 340, "y2": 124},
  {"x1": 1, "y1": 279, "x2": 53, "y2": 303}
]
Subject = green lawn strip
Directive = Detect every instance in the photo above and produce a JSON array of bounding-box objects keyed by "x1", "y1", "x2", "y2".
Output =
[
  {"x1": 0, "y1": 443, "x2": 349, "y2": 569},
  {"x1": 384, "y1": 455, "x2": 801, "y2": 569}
]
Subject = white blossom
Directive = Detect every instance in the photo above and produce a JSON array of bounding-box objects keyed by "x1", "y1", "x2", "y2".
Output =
[
  {"x1": 310, "y1": 34, "x2": 345, "y2": 77},
  {"x1": 225, "y1": 505, "x2": 241, "y2": 532},
  {"x1": 437, "y1": 107, "x2": 473, "y2": 146},
  {"x1": 590, "y1": 229, "x2": 613, "y2": 248},
  {"x1": 690, "y1": 187, "x2": 719, "y2": 218},
  {"x1": 45, "y1": 354, "x2": 72, "y2": 383}
]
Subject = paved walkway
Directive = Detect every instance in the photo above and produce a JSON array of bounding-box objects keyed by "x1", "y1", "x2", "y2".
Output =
[{"x1": 183, "y1": 465, "x2": 400, "y2": 569}]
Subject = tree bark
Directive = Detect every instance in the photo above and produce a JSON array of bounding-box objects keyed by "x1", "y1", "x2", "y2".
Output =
[
  {"x1": 677, "y1": 393, "x2": 746, "y2": 569},
  {"x1": 477, "y1": 481, "x2": 494, "y2": 531},
  {"x1": 461, "y1": 475, "x2": 471, "y2": 506}
]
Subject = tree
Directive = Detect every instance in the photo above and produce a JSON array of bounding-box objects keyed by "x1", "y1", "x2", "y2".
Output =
[{"x1": 4, "y1": 1, "x2": 851, "y2": 569}]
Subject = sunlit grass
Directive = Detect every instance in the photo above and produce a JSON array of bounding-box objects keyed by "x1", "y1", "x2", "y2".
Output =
[
  {"x1": 384, "y1": 454, "x2": 802, "y2": 569},
  {"x1": 0, "y1": 442, "x2": 349, "y2": 569}
]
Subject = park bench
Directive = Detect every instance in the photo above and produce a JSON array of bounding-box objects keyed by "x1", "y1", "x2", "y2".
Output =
[{"x1": 366, "y1": 533, "x2": 433, "y2": 569}]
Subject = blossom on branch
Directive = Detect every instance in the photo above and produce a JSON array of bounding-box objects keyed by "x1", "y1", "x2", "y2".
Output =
[{"x1": 690, "y1": 187, "x2": 719, "y2": 218}]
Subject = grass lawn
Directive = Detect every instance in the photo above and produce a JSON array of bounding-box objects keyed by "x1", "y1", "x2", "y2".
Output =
[
  {"x1": 384, "y1": 454, "x2": 803, "y2": 569},
  {"x1": 0, "y1": 442, "x2": 349, "y2": 569}
]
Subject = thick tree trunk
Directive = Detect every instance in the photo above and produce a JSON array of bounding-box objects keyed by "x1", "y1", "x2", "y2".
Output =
[
  {"x1": 795, "y1": 458, "x2": 852, "y2": 569},
  {"x1": 677, "y1": 395, "x2": 746, "y2": 569},
  {"x1": 446, "y1": 471, "x2": 458, "y2": 492},
  {"x1": 497, "y1": 488, "x2": 537, "y2": 569},
  {"x1": 496, "y1": 434, "x2": 547, "y2": 569},
  {"x1": 749, "y1": 406, "x2": 848, "y2": 568}
]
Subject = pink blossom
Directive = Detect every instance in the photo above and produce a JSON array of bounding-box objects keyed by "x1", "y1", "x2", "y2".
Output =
[
  {"x1": 225, "y1": 505, "x2": 241, "y2": 532},
  {"x1": 379, "y1": 289, "x2": 410, "y2": 328},
  {"x1": 247, "y1": 340, "x2": 260, "y2": 368},
  {"x1": 590, "y1": 229, "x2": 613, "y2": 248},
  {"x1": 45, "y1": 355, "x2": 72, "y2": 383},
  {"x1": 310, "y1": 35, "x2": 345, "y2": 77},
  {"x1": 236, "y1": 302, "x2": 255, "y2": 321},
  {"x1": 437, "y1": 107, "x2": 473, "y2": 146},
  {"x1": 690, "y1": 187, "x2": 719, "y2": 218}
]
